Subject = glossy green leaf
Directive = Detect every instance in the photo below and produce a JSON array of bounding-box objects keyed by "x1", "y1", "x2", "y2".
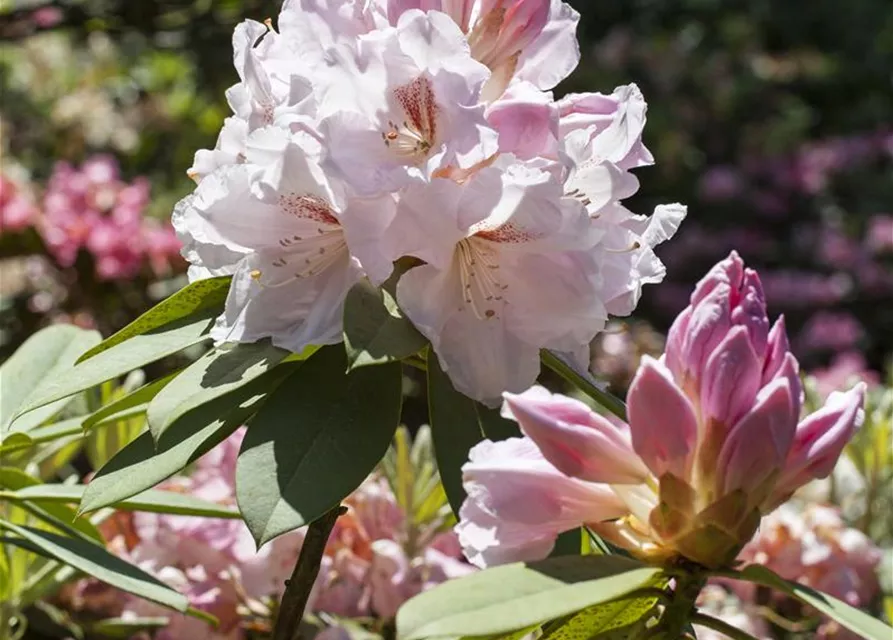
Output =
[
  {"x1": 82, "y1": 373, "x2": 177, "y2": 431},
  {"x1": 723, "y1": 564, "x2": 893, "y2": 639},
  {"x1": 78, "y1": 276, "x2": 231, "y2": 362},
  {"x1": 426, "y1": 351, "x2": 484, "y2": 516},
  {"x1": 0, "y1": 416, "x2": 87, "y2": 454},
  {"x1": 237, "y1": 346, "x2": 402, "y2": 545},
  {"x1": 9, "y1": 484, "x2": 240, "y2": 518},
  {"x1": 88, "y1": 617, "x2": 169, "y2": 638},
  {"x1": 397, "y1": 555, "x2": 659, "y2": 639},
  {"x1": 540, "y1": 593, "x2": 660, "y2": 640},
  {"x1": 2, "y1": 325, "x2": 101, "y2": 433},
  {"x1": 13, "y1": 312, "x2": 215, "y2": 424},
  {"x1": 147, "y1": 339, "x2": 288, "y2": 441},
  {"x1": 78, "y1": 366, "x2": 284, "y2": 514},
  {"x1": 0, "y1": 520, "x2": 188, "y2": 612},
  {"x1": 343, "y1": 277, "x2": 427, "y2": 370},
  {"x1": 0, "y1": 467, "x2": 103, "y2": 542}
]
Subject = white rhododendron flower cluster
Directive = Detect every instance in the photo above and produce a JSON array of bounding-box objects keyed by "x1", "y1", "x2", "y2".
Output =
[{"x1": 173, "y1": 0, "x2": 686, "y2": 404}]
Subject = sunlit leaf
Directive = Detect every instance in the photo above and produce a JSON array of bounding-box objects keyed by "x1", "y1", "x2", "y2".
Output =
[
  {"x1": 0, "y1": 520, "x2": 188, "y2": 612},
  {"x1": 0, "y1": 467, "x2": 103, "y2": 542},
  {"x1": 79, "y1": 365, "x2": 288, "y2": 514},
  {"x1": 397, "y1": 555, "x2": 659, "y2": 639},
  {"x1": 77, "y1": 276, "x2": 231, "y2": 362},
  {"x1": 13, "y1": 312, "x2": 214, "y2": 423},
  {"x1": 146, "y1": 339, "x2": 287, "y2": 441},
  {"x1": 81, "y1": 373, "x2": 177, "y2": 431},
  {"x1": 2, "y1": 325, "x2": 101, "y2": 433},
  {"x1": 10, "y1": 484, "x2": 241, "y2": 518},
  {"x1": 237, "y1": 346, "x2": 402, "y2": 545}
]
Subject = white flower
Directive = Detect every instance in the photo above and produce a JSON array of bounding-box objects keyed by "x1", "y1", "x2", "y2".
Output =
[
  {"x1": 394, "y1": 156, "x2": 606, "y2": 405},
  {"x1": 175, "y1": 128, "x2": 394, "y2": 352}
]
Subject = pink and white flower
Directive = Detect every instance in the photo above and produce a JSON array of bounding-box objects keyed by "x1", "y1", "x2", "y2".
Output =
[
  {"x1": 457, "y1": 253, "x2": 866, "y2": 568},
  {"x1": 176, "y1": 0, "x2": 684, "y2": 402},
  {"x1": 394, "y1": 157, "x2": 607, "y2": 404}
]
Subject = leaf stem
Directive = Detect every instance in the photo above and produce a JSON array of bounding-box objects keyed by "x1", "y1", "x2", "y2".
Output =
[
  {"x1": 690, "y1": 613, "x2": 761, "y2": 640},
  {"x1": 541, "y1": 350, "x2": 627, "y2": 421},
  {"x1": 273, "y1": 505, "x2": 346, "y2": 640}
]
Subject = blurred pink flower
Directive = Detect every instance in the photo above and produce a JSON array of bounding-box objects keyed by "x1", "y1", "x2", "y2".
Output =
[
  {"x1": 316, "y1": 475, "x2": 475, "y2": 618},
  {"x1": 865, "y1": 214, "x2": 893, "y2": 254},
  {"x1": 0, "y1": 174, "x2": 39, "y2": 233},
  {"x1": 36, "y1": 155, "x2": 182, "y2": 280},
  {"x1": 810, "y1": 352, "x2": 880, "y2": 400},
  {"x1": 736, "y1": 503, "x2": 881, "y2": 609},
  {"x1": 797, "y1": 311, "x2": 865, "y2": 353}
]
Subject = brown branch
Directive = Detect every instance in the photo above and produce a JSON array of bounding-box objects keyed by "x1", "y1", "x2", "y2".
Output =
[{"x1": 273, "y1": 505, "x2": 346, "y2": 640}]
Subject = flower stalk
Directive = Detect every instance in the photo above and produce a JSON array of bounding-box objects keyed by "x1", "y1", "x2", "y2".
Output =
[{"x1": 273, "y1": 505, "x2": 347, "y2": 640}]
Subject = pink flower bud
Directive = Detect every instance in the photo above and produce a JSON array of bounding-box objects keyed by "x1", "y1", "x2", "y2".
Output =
[
  {"x1": 503, "y1": 386, "x2": 650, "y2": 484},
  {"x1": 456, "y1": 252, "x2": 864, "y2": 571},
  {"x1": 626, "y1": 356, "x2": 698, "y2": 479},
  {"x1": 766, "y1": 384, "x2": 865, "y2": 508}
]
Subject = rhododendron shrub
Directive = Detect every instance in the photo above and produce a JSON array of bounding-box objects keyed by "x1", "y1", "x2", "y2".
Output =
[{"x1": 2, "y1": 2, "x2": 890, "y2": 640}]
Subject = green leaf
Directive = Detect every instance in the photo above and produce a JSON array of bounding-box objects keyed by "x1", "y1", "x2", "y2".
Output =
[
  {"x1": 1, "y1": 325, "x2": 101, "y2": 433},
  {"x1": 0, "y1": 520, "x2": 189, "y2": 612},
  {"x1": 88, "y1": 617, "x2": 169, "y2": 638},
  {"x1": 146, "y1": 339, "x2": 288, "y2": 441},
  {"x1": 0, "y1": 467, "x2": 103, "y2": 543},
  {"x1": 86, "y1": 405, "x2": 145, "y2": 470},
  {"x1": 541, "y1": 351, "x2": 627, "y2": 422},
  {"x1": 342, "y1": 277, "x2": 427, "y2": 370},
  {"x1": 426, "y1": 351, "x2": 484, "y2": 516},
  {"x1": 79, "y1": 366, "x2": 285, "y2": 514},
  {"x1": 237, "y1": 346, "x2": 403, "y2": 545},
  {"x1": 12, "y1": 312, "x2": 214, "y2": 424},
  {"x1": 396, "y1": 555, "x2": 659, "y2": 639},
  {"x1": 723, "y1": 564, "x2": 893, "y2": 640},
  {"x1": 0, "y1": 416, "x2": 88, "y2": 454},
  {"x1": 540, "y1": 586, "x2": 661, "y2": 639},
  {"x1": 78, "y1": 276, "x2": 231, "y2": 362},
  {"x1": 8, "y1": 484, "x2": 241, "y2": 518},
  {"x1": 82, "y1": 373, "x2": 177, "y2": 431}
]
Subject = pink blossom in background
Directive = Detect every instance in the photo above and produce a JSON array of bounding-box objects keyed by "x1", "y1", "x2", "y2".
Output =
[
  {"x1": 796, "y1": 311, "x2": 865, "y2": 354},
  {"x1": 759, "y1": 270, "x2": 849, "y2": 308},
  {"x1": 315, "y1": 475, "x2": 474, "y2": 619},
  {"x1": 457, "y1": 252, "x2": 865, "y2": 569},
  {"x1": 38, "y1": 155, "x2": 182, "y2": 280},
  {"x1": 697, "y1": 165, "x2": 744, "y2": 202},
  {"x1": 810, "y1": 352, "x2": 880, "y2": 400},
  {"x1": 74, "y1": 428, "x2": 472, "y2": 636},
  {"x1": 0, "y1": 173, "x2": 39, "y2": 233},
  {"x1": 865, "y1": 214, "x2": 893, "y2": 254},
  {"x1": 734, "y1": 503, "x2": 881, "y2": 619},
  {"x1": 30, "y1": 6, "x2": 64, "y2": 28}
]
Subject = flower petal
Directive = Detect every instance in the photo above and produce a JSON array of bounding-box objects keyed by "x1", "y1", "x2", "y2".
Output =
[
  {"x1": 502, "y1": 387, "x2": 650, "y2": 484},
  {"x1": 627, "y1": 355, "x2": 698, "y2": 479}
]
